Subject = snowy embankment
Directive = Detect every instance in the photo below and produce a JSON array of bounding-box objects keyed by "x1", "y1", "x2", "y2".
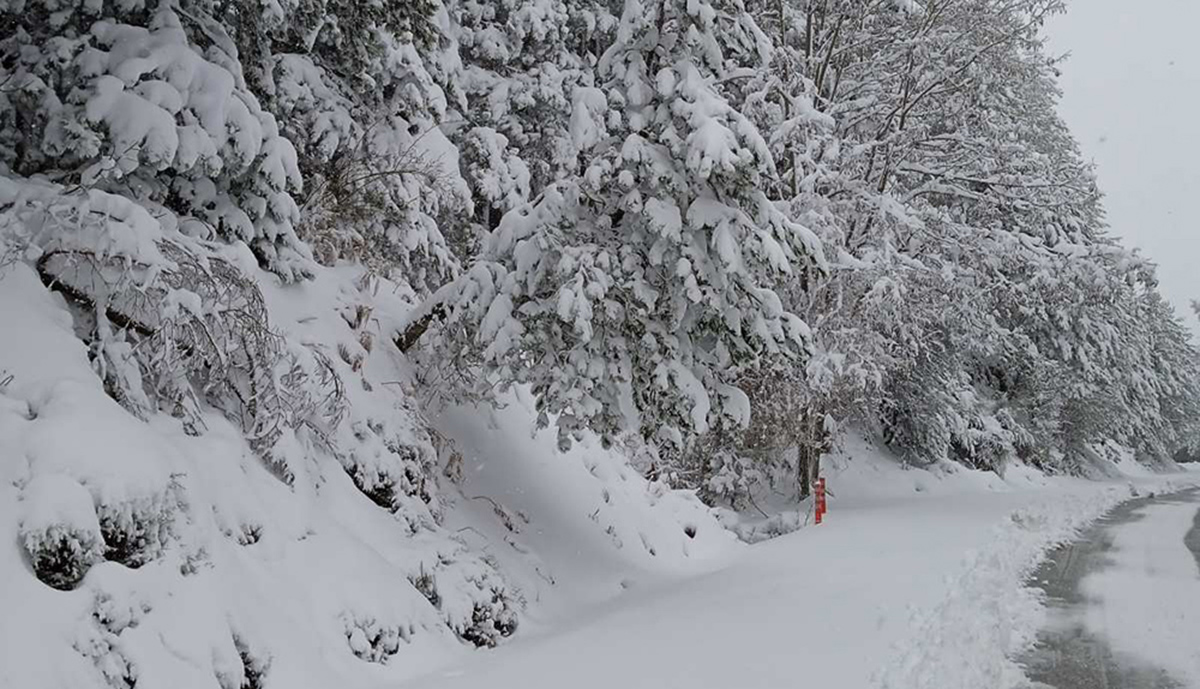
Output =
[
  {"x1": 0, "y1": 253, "x2": 724, "y2": 689},
  {"x1": 404, "y1": 441, "x2": 1200, "y2": 689},
  {"x1": 2, "y1": 229, "x2": 1196, "y2": 689}
]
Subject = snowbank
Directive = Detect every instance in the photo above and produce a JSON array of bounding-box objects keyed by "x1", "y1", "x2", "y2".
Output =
[{"x1": 0, "y1": 248, "x2": 731, "y2": 689}]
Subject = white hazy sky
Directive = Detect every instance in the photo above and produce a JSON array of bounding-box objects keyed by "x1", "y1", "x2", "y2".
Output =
[{"x1": 1046, "y1": 1, "x2": 1200, "y2": 330}]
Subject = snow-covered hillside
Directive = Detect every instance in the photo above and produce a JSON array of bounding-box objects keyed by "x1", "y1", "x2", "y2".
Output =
[
  {"x1": 4, "y1": 1, "x2": 1200, "y2": 688},
  {"x1": 0, "y1": 251, "x2": 732, "y2": 688}
]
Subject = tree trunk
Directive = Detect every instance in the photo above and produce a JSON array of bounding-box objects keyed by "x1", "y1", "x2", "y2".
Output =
[
  {"x1": 394, "y1": 303, "x2": 446, "y2": 353},
  {"x1": 798, "y1": 442, "x2": 811, "y2": 499},
  {"x1": 797, "y1": 408, "x2": 828, "y2": 501}
]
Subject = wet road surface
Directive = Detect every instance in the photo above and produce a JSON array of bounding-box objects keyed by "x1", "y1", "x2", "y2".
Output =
[{"x1": 1021, "y1": 489, "x2": 1200, "y2": 689}]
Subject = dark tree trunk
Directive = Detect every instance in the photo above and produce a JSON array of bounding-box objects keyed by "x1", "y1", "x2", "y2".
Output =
[
  {"x1": 798, "y1": 442, "x2": 811, "y2": 499},
  {"x1": 394, "y1": 303, "x2": 446, "y2": 353},
  {"x1": 797, "y1": 409, "x2": 828, "y2": 501}
]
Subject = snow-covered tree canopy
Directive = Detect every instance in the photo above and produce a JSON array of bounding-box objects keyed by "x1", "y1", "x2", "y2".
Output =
[
  {"x1": 419, "y1": 0, "x2": 827, "y2": 453},
  {"x1": 2, "y1": 0, "x2": 1198, "y2": 507},
  {"x1": 4, "y1": 0, "x2": 1200, "y2": 684},
  {"x1": 405, "y1": 0, "x2": 1200, "y2": 496}
]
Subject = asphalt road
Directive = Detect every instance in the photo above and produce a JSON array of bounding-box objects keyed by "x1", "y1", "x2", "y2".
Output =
[{"x1": 1021, "y1": 489, "x2": 1200, "y2": 689}]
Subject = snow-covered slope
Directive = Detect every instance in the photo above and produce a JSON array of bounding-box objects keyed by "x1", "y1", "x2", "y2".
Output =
[
  {"x1": 3, "y1": 238, "x2": 1195, "y2": 689},
  {"x1": 0, "y1": 255, "x2": 729, "y2": 689}
]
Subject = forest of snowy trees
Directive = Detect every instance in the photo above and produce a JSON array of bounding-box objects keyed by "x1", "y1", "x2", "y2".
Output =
[
  {"x1": 2, "y1": 0, "x2": 1200, "y2": 685},
  {"x1": 3, "y1": 0, "x2": 1199, "y2": 505}
]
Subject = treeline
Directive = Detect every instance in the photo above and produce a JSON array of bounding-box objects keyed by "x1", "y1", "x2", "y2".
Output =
[{"x1": 2, "y1": 0, "x2": 1197, "y2": 508}]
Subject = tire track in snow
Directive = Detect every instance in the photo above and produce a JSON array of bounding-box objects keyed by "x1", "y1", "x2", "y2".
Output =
[
  {"x1": 1020, "y1": 490, "x2": 1200, "y2": 689},
  {"x1": 1183, "y1": 500, "x2": 1200, "y2": 577}
]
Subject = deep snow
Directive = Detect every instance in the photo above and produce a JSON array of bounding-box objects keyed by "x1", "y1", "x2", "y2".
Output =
[{"x1": 3, "y1": 245, "x2": 1197, "y2": 689}]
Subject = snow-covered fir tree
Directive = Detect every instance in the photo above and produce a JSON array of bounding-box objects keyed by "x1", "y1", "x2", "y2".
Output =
[{"x1": 419, "y1": 0, "x2": 827, "y2": 460}]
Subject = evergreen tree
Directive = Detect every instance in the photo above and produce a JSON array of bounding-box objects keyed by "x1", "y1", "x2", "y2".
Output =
[{"x1": 420, "y1": 0, "x2": 826, "y2": 453}]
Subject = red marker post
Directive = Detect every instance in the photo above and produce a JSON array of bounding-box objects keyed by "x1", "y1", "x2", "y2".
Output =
[{"x1": 814, "y1": 477, "x2": 827, "y2": 524}]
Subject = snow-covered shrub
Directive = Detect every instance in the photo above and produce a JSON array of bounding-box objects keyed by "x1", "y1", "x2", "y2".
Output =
[
  {"x1": 31, "y1": 224, "x2": 345, "y2": 466},
  {"x1": 699, "y1": 449, "x2": 770, "y2": 509},
  {"x1": 74, "y1": 625, "x2": 137, "y2": 689},
  {"x1": 343, "y1": 614, "x2": 412, "y2": 664},
  {"x1": 729, "y1": 510, "x2": 805, "y2": 545},
  {"x1": 90, "y1": 588, "x2": 151, "y2": 638},
  {"x1": 18, "y1": 474, "x2": 105, "y2": 590},
  {"x1": 73, "y1": 589, "x2": 145, "y2": 689},
  {"x1": 230, "y1": 634, "x2": 271, "y2": 689},
  {"x1": 341, "y1": 417, "x2": 440, "y2": 531},
  {"x1": 409, "y1": 566, "x2": 441, "y2": 608},
  {"x1": 423, "y1": 551, "x2": 518, "y2": 648},
  {"x1": 295, "y1": 116, "x2": 469, "y2": 287},
  {"x1": 94, "y1": 487, "x2": 180, "y2": 568},
  {"x1": 644, "y1": 425, "x2": 775, "y2": 509},
  {"x1": 458, "y1": 593, "x2": 519, "y2": 649}
]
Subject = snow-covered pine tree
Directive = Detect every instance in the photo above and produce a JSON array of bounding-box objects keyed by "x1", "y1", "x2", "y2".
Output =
[
  {"x1": 413, "y1": 0, "x2": 826, "y2": 460},
  {"x1": 223, "y1": 0, "x2": 469, "y2": 290},
  {"x1": 452, "y1": 0, "x2": 618, "y2": 214},
  {"x1": 688, "y1": 0, "x2": 1200, "y2": 481},
  {"x1": 0, "y1": 0, "x2": 313, "y2": 280}
]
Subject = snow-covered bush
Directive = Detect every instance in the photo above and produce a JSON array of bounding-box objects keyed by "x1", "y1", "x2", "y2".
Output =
[
  {"x1": 230, "y1": 634, "x2": 271, "y2": 689},
  {"x1": 35, "y1": 234, "x2": 346, "y2": 467},
  {"x1": 341, "y1": 416, "x2": 441, "y2": 532},
  {"x1": 94, "y1": 487, "x2": 180, "y2": 568},
  {"x1": 74, "y1": 621, "x2": 137, "y2": 689},
  {"x1": 0, "y1": 1, "x2": 313, "y2": 280},
  {"x1": 18, "y1": 474, "x2": 105, "y2": 590},
  {"x1": 294, "y1": 115, "x2": 469, "y2": 289},
  {"x1": 1, "y1": 174, "x2": 344, "y2": 469},
  {"x1": 343, "y1": 614, "x2": 411, "y2": 664},
  {"x1": 72, "y1": 587, "x2": 149, "y2": 689},
  {"x1": 458, "y1": 593, "x2": 519, "y2": 648},
  {"x1": 426, "y1": 551, "x2": 519, "y2": 647}
]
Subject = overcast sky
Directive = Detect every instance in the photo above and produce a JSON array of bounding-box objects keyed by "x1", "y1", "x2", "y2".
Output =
[{"x1": 1046, "y1": 1, "x2": 1200, "y2": 331}]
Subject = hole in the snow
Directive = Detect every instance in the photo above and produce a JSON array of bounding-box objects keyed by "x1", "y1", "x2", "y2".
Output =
[{"x1": 683, "y1": 524, "x2": 697, "y2": 539}]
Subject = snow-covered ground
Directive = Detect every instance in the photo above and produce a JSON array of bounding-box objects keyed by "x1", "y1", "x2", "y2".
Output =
[{"x1": 403, "y1": 431, "x2": 1200, "y2": 689}]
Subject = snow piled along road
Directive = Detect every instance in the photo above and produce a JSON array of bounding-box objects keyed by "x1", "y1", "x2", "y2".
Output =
[{"x1": 404, "y1": 462, "x2": 1199, "y2": 689}]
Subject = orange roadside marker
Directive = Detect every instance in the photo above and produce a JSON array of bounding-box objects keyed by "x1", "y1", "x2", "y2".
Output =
[{"x1": 815, "y1": 477, "x2": 827, "y2": 524}]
